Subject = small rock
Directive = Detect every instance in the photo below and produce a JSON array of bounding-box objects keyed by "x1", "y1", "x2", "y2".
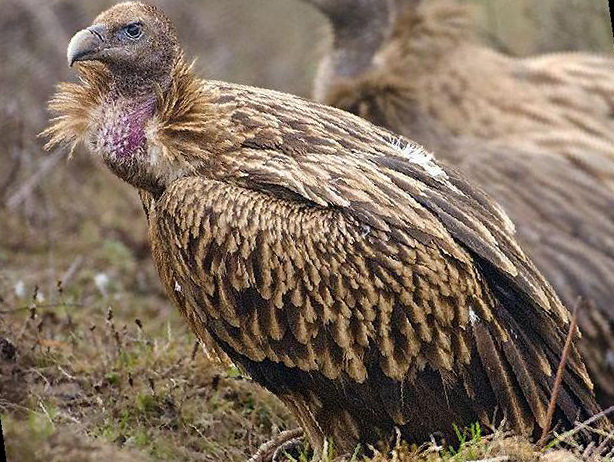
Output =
[{"x1": 0, "y1": 337, "x2": 17, "y2": 362}]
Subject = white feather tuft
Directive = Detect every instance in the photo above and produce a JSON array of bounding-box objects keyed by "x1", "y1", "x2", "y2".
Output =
[{"x1": 387, "y1": 136, "x2": 448, "y2": 179}]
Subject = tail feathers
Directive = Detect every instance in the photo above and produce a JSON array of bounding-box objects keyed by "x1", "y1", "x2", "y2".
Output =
[
  {"x1": 577, "y1": 304, "x2": 614, "y2": 407},
  {"x1": 472, "y1": 320, "x2": 534, "y2": 434},
  {"x1": 471, "y1": 309, "x2": 606, "y2": 441},
  {"x1": 499, "y1": 335, "x2": 549, "y2": 427}
]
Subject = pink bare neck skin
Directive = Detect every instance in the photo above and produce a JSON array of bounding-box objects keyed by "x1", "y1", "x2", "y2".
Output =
[{"x1": 97, "y1": 91, "x2": 156, "y2": 159}]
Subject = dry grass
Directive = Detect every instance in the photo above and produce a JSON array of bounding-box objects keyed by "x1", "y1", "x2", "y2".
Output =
[
  {"x1": 0, "y1": 258, "x2": 294, "y2": 461},
  {"x1": 1, "y1": 0, "x2": 613, "y2": 460}
]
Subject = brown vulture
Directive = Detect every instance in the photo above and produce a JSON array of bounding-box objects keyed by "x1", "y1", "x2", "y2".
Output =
[
  {"x1": 305, "y1": 0, "x2": 614, "y2": 407},
  {"x1": 312, "y1": 0, "x2": 614, "y2": 186},
  {"x1": 44, "y1": 2, "x2": 609, "y2": 458}
]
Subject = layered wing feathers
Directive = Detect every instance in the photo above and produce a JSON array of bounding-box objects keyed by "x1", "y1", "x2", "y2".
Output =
[{"x1": 147, "y1": 81, "x2": 597, "y2": 433}]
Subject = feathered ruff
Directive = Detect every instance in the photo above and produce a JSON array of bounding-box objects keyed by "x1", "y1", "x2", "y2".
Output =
[
  {"x1": 42, "y1": 56, "x2": 234, "y2": 162},
  {"x1": 149, "y1": 57, "x2": 237, "y2": 163},
  {"x1": 42, "y1": 62, "x2": 111, "y2": 154}
]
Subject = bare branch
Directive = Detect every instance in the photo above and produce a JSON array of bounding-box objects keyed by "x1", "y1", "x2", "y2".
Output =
[{"x1": 538, "y1": 298, "x2": 580, "y2": 447}]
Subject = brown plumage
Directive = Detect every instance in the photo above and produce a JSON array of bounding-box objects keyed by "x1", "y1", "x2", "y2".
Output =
[
  {"x1": 314, "y1": 0, "x2": 614, "y2": 185},
  {"x1": 306, "y1": 0, "x2": 614, "y2": 406},
  {"x1": 44, "y1": 2, "x2": 609, "y2": 457}
]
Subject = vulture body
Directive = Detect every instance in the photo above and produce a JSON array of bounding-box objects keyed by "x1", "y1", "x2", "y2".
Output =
[
  {"x1": 45, "y1": 3, "x2": 609, "y2": 457},
  {"x1": 306, "y1": 0, "x2": 614, "y2": 405}
]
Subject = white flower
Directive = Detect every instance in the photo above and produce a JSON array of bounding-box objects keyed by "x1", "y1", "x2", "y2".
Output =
[{"x1": 14, "y1": 280, "x2": 26, "y2": 298}]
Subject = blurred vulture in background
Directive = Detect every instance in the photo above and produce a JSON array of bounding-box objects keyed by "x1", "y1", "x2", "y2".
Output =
[
  {"x1": 45, "y1": 2, "x2": 610, "y2": 458},
  {"x1": 305, "y1": 0, "x2": 614, "y2": 406}
]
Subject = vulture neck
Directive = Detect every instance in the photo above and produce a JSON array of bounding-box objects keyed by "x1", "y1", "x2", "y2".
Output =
[
  {"x1": 98, "y1": 92, "x2": 156, "y2": 160},
  {"x1": 109, "y1": 70, "x2": 172, "y2": 100},
  {"x1": 328, "y1": 6, "x2": 392, "y2": 78},
  {"x1": 314, "y1": 7, "x2": 391, "y2": 101},
  {"x1": 106, "y1": 51, "x2": 182, "y2": 99},
  {"x1": 100, "y1": 57, "x2": 186, "y2": 160}
]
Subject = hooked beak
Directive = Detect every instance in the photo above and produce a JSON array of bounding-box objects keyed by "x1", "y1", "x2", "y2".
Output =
[{"x1": 67, "y1": 24, "x2": 107, "y2": 67}]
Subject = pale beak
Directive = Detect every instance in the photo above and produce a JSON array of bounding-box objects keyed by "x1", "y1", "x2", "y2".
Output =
[{"x1": 67, "y1": 24, "x2": 107, "y2": 67}]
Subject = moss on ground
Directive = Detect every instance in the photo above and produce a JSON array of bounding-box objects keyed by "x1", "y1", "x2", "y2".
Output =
[{"x1": 0, "y1": 226, "x2": 294, "y2": 461}]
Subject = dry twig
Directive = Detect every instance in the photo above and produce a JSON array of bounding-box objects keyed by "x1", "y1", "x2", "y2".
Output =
[
  {"x1": 547, "y1": 405, "x2": 614, "y2": 449},
  {"x1": 248, "y1": 428, "x2": 304, "y2": 462},
  {"x1": 538, "y1": 299, "x2": 580, "y2": 447}
]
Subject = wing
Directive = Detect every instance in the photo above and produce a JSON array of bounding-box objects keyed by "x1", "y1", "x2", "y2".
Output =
[
  {"x1": 148, "y1": 145, "x2": 597, "y2": 436},
  {"x1": 151, "y1": 174, "x2": 486, "y2": 383},
  {"x1": 450, "y1": 142, "x2": 614, "y2": 403}
]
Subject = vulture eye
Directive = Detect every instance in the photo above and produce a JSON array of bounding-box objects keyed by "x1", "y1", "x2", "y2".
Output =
[{"x1": 123, "y1": 23, "x2": 142, "y2": 39}]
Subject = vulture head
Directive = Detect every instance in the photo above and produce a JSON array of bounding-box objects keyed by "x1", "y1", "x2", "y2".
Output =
[
  {"x1": 67, "y1": 2, "x2": 180, "y2": 95},
  {"x1": 54, "y1": 2, "x2": 213, "y2": 194}
]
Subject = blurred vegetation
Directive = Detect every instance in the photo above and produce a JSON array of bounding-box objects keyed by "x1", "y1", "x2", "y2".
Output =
[
  {"x1": 470, "y1": 0, "x2": 613, "y2": 55},
  {"x1": 0, "y1": 0, "x2": 612, "y2": 460}
]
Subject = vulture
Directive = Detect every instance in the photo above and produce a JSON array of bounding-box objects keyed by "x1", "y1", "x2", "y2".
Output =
[
  {"x1": 312, "y1": 0, "x2": 614, "y2": 186},
  {"x1": 44, "y1": 2, "x2": 609, "y2": 458},
  {"x1": 305, "y1": 0, "x2": 614, "y2": 406}
]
